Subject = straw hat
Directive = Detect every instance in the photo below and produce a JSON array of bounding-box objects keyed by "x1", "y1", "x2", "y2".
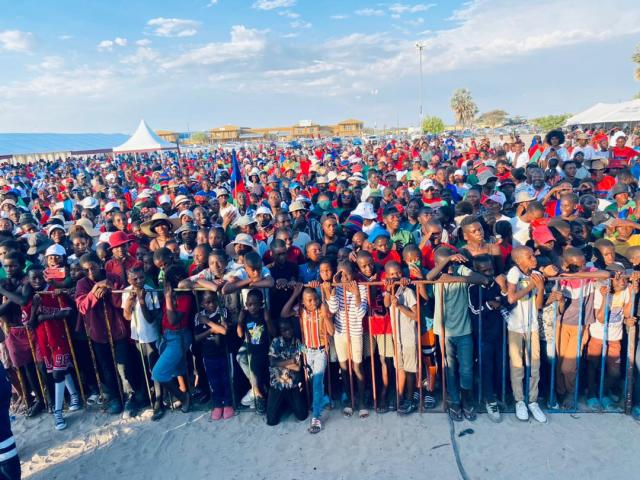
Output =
[
  {"x1": 70, "y1": 218, "x2": 100, "y2": 238},
  {"x1": 140, "y1": 213, "x2": 181, "y2": 237}
]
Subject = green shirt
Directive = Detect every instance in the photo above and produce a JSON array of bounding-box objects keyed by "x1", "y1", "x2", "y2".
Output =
[
  {"x1": 390, "y1": 230, "x2": 414, "y2": 249},
  {"x1": 433, "y1": 265, "x2": 472, "y2": 338}
]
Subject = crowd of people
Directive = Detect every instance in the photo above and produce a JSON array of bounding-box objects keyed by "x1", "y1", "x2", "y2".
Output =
[{"x1": 0, "y1": 126, "x2": 639, "y2": 473}]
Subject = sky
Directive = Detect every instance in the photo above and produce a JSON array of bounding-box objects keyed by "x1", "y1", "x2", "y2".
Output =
[{"x1": 0, "y1": 0, "x2": 639, "y2": 134}]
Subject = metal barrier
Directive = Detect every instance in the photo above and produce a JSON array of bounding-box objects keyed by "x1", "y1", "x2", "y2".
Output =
[{"x1": 13, "y1": 275, "x2": 639, "y2": 419}]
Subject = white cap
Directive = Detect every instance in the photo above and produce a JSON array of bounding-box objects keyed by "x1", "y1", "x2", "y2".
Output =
[
  {"x1": 255, "y1": 206, "x2": 273, "y2": 217},
  {"x1": 454, "y1": 169, "x2": 465, "y2": 177},
  {"x1": 103, "y1": 201, "x2": 119, "y2": 214},
  {"x1": 352, "y1": 202, "x2": 377, "y2": 220},
  {"x1": 79, "y1": 197, "x2": 99, "y2": 209},
  {"x1": 420, "y1": 179, "x2": 436, "y2": 191},
  {"x1": 44, "y1": 244, "x2": 67, "y2": 257}
]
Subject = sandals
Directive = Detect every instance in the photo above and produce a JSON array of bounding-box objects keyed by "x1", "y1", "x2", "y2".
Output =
[
  {"x1": 342, "y1": 406, "x2": 353, "y2": 417},
  {"x1": 308, "y1": 417, "x2": 322, "y2": 434},
  {"x1": 448, "y1": 403, "x2": 463, "y2": 422},
  {"x1": 358, "y1": 409, "x2": 369, "y2": 419}
]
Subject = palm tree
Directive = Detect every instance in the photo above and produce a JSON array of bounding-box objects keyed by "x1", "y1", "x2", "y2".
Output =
[
  {"x1": 450, "y1": 88, "x2": 479, "y2": 129},
  {"x1": 634, "y1": 43, "x2": 640, "y2": 81}
]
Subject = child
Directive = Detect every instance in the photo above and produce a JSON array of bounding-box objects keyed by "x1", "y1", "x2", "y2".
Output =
[
  {"x1": 266, "y1": 318, "x2": 307, "y2": 426},
  {"x1": 25, "y1": 266, "x2": 81, "y2": 430},
  {"x1": 324, "y1": 261, "x2": 368, "y2": 418},
  {"x1": 384, "y1": 261, "x2": 419, "y2": 414},
  {"x1": 281, "y1": 283, "x2": 333, "y2": 433},
  {"x1": 402, "y1": 244, "x2": 437, "y2": 410},
  {"x1": 355, "y1": 250, "x2": 394, "y2": 413},
  {"x1": 506, "y1": 246, "x2": 546, "y2": 423},
  {"x1": 427, "y1": 247, "x2": 485, "y2": 421},
  {"x1": 469, "y1": 254, "x2": 508, "y2": 422},
  {"x1": 586, "y1": 265, "x2": 632, "y2": 411},
  {"x1": 556, "y1": 248, "x2": 608, "y2": 409},
  {"x1": 236, "y1": 289, "x2": 273, "y2": 414},
  {"x1": 194, "y1": 291, "x2": 233, "y2": 420},
  {"x1": 122, "y1": 266, "x2": 163, "y2": 420},
  {"x1": 371, "y1": 233, "x2": 402, "y2": 267}
]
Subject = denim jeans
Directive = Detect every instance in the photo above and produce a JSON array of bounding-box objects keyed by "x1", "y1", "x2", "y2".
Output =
[
  {"x1": 94, "y1": 339, "x2": 136, "y2": 398},
  {"x1": 444, "y1": 334, "x2": 473, "y2": 405},
  {"x1": 305, "y1": 348, "x2": 327, "y2": 418},
  {"x1": 204, "y1": 356, "x2": 232, "y2": 407}
]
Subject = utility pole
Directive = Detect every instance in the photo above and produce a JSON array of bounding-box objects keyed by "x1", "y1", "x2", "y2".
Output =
[{"x1": 416, "y1": 42, "x2": 425, "y2": 131}]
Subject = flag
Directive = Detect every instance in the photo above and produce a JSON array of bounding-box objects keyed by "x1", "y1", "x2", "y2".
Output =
[{"x1": 230, "y1": 149, "x2": 245, "y2": 200}]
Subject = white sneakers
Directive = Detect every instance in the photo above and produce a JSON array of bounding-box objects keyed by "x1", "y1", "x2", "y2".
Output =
[
  {"x1": 515, "y1": 401, "x2": 548, "y2": 423},
  {"x1": 528, "y1": 402, "x2": 548, "y2": 423},
  {"x1": 240, "y1": 389, "x2": 255, "y2": 407},
  {"x1": 515, "y1": 401, "x2": 529, "y2": 421}
]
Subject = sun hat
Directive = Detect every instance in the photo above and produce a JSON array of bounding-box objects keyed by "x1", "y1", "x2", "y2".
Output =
[
  {"x1": 108, "y1": 231, "x2": 131, "y2": 249},
  {"x1": 175, "y1": 223, "x2": 198, "y2": 235},
  {"x1": 79, "y1": 197, "x2": 99, "y2": 209},
  {"x1": 44, "y1": 244, "x2": 67, "y2": 257},
  {"x1": 230, "y1": 233, "x2": 256, "y2": 250},
  {"x1": 214, "y1": 187, "x2": 230, "y2": 198},
  {"x1": 611, "y1": 183, "x2": 629, "y2": 197},
  {"x1": 352, "y1": 202, "x2": 377, "y2": 220},
  {"x1": 477, "y1": 170, "x2": 498, "y2": 186},
  {"x1": 233, "y1": 215, "x2": 257, "y2": 228},
  {"x1": 482, "y1": 192, "x2": 506, "y2": 206},
  {"x1": 514, "y1": 189, "x2": 537, "y2": 204},
  {"x1": 173, "y1": 195, "x2": 190, "y2": 207},
  {"x1": 140, "y1": 213, "x2": 181, "y2": 237},
  {"x1": 288, "y1": 201, "x2": 307, "y2": 213},
  {"x1": 70, "y1": 218, "x2": 100, "y2": 238},
  {"x1": 26, "y1": 233, "x2": 52, "y2": 256}
]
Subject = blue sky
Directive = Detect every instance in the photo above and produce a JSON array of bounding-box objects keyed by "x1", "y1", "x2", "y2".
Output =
[{"x1": 0, "y1": 0, "x2": 639, "y2": 133}]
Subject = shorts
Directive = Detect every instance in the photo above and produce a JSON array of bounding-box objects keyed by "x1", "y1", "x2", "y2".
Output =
[
  {"x1": 328, "y1": 336, "x2": 338, "y2": 362},
  {"x1": 395, "y1": 342, "x2": 418, "y2": 373},
  {"x1": 420, "y1": 329, "x2": 436, "y2": 356},
  {"x1": 374, "y1": 334, "x2": 395, "y2": 358},
  {"x1": 333, "y1": 333, "x2": 363, "y2": 364}
]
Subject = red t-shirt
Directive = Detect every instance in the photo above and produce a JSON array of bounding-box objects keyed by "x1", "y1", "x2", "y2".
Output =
[
  {"x1": 609, "y1": 146, "x2": 638, "y2": 169},
  {"x1": 594, "y1": 175, "x2": 616, "y2": 197},
  {"x1": 372, "y1": 249, "x2": 401, "y2": 267},
  {"x1": 162, "y1": 294, "x2": 193, "y2": 331},
  {"x1": 421, "y1": 242, "x2": 457, "y2": 269}
]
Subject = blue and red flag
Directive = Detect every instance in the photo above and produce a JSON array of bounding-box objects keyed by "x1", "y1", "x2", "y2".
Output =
[{"x1": 230, "y1": 149, "x2": 246, "y2": 199}]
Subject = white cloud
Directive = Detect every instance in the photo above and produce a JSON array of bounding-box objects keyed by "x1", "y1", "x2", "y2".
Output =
[
  {"x1": 98, "y1": 37, "x2": 127, "y2": 51},
  {"x1": 58, "y1": 34, "x2": 72, "y2": 41},
  {"x1": 39, "y1": 56, "x2": 65, "y2": 70},
  {"x1": 253, "y1": 0, "x2": 295, "y2": 10},
  {"x1": 331, "y1": 14, "x2": 348, "y2": 20},
  {"x1": 207, "y1": 0, "x2": 219, "y2": 6},
  {"x1": 355, "y1": 8, "x2": 385, "y2": 16},
  {"x1": 0, "y1": 30, "x2": 35, "y2": 53},
  {"x1": 136, "y1": 39, "x2": 152, "y2": 46},
  {"x1": 162, "y1": 25, "x2": 267, "y2": 68},
  {"x1": 282, "y1": 32, "x2": 299, "y2": 38},
  {"x1": 121, "y1": 47, "x2": 160, "y2": 65},
  {"x1": 388, "y1": 3, "x2": 436, "y2": 15},
  {"x1": 278, "y1": 10, "x2": 300, "y2": 19},
  {"x1": 97, "y1": 40, "x2": 114, "y2": 51},
  {"x1": 405, "y1": 18, "x2": 424, "y2": 26},
  {"x1": 147, "y1": 18, "x2": 200, "y2": 37},
  {"x1": 290, "y1": 20, "x2": 311, "y2": 29}
]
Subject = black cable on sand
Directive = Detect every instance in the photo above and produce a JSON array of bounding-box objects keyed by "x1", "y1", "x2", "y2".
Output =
[{"x1": 448, "y1": 416, "x2": 471, "y2": 480}]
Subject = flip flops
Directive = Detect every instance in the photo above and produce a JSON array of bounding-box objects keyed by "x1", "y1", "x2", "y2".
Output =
[
  {"x1": 308, "y1": 417, "x2": 322, "y2": 434},
  {"x1": 342, "y1": 406, "x2": 353, "y2": 417},
  {"x1": 358, "y1": 409, "x2": 369, "y2": 419}
]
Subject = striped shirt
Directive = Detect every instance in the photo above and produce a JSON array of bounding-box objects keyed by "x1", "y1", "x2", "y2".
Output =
[
  {"x1": 301, "y1": 308, "x2": 323, "y2": 349},
  {"x1": 328, "y1": 285, "x2": 368, "y2": 335}
]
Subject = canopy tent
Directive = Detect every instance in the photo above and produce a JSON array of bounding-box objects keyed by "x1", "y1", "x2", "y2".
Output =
[
  {"x1": 113, "y1": 119, "x2": 177, "y2": 153},
  {"x1": 565, "y1": 99, "x2": 640, "y2": 127}
]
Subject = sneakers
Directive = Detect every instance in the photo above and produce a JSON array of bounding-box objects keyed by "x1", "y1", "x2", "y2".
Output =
[
  {"x1": 68, "y1": 393, "x2": 81, "y2": 412},
  {"x1": 210, "y1": 407, "x2": 223, "y2": 421},
  {"x1": 398, "y1": 399, "x2": 416, "y2": 415},
  {"x1": 222, "y1": 406, "x2": 234, "y2": 419},
  {"x1": 54, "y1": 410, "x2": 67, "y2": 431},
  {"x1": 180, "y1": 391, "x2": 191, "y2": 413},
  {"x1": 515, "y1": 401, "x2": 529, "y2": 421},
  {"x1": 241, "y1": 389, "x2": 255, "y2": 407},
  {"x1": 255, "y1": 396, "x2": 266, "y2": 415},
  {"x1": 485, "y1": 401, "x2": 502, "y2": 423},
  {"x1": 631, "y1": 405, "x2": 640, "y2": 421},
  {"x1": 107, "y1": 398, "x2": 123, "y2": 415},
  {"x1": 151, "y1": 401, "x2": 165, "y2": 421},
  {"x1": 27, "y1": 399, "x2": 44, "y2": 418},
  {"x1": 423, "y1": 394, "x2": 437, "y2": 410},
  {"x1": 528, "y1": 402, "x2": 547, "y2": 423},
  {"x1": 123, "y1": 394, "x2": 137, "y2": 419}
]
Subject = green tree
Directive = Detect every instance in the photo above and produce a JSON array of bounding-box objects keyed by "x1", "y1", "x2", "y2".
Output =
[
  {"x1": 633, "y1": 43, "x2": 640, "y2": 99},
  {"x1": 421, "y1": 116, "x2": 445, "y2": 134},
  {"x1": 190, "y1": 131, "x2": 210, "y2": 144},
  {"x1": 530, "y1": 114, "x2": 572, "y2": 131},
  {"x1": 476, "y1": 109, "x2": 508, "y2": 128},
  {"x1": 450, "y1": 88, "x2": 478, "y2": 129}
]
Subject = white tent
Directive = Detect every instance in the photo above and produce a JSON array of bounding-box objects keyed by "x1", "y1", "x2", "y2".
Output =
[
  {"x1": 565, "y1": 99, "x2": 640, "y2": 126},
  {"x1": 112, "y1": 119, "x2": 177, "y2": 153}
]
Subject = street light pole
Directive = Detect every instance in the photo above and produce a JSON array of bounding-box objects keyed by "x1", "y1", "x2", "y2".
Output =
[{"x1": 416, "y1": 42, "x2": 425, "y2": 130}]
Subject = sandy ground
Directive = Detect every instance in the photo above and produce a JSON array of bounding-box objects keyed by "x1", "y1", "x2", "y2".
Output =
[{"x1": 13, "y1": 405, "x2": 640, "y2": 480}]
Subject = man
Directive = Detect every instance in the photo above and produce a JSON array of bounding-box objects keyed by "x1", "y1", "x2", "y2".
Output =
[
  {"x1": 571, "y1": 133, "x2": 597, "y2": 163},
  {"x1": 360, "y1": 170, "x2": 383, "y2": 201},
  {"x1": 588, "y1": 159, "x2": 615, "y2": 199},
  {"x1": 507, "y1": 141, "x2": 530, "y2": 169},
  {"x1": 609, "y1": 132, "x2": 638, "y2": 171},
  {"x1": 290, "y1": 200, "x2": 322, "y2": 244}
]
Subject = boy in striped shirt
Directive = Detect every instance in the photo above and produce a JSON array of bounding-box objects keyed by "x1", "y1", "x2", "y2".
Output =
[{"x1": 323, "y1": 261, "x2": 368, "y2": 418}]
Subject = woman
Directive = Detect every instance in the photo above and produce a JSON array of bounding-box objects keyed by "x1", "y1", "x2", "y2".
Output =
[
  {"x1": 141, "y1": 213, "x2": 180, "y2": 252},
  {"x1": 151, "y1": 264, "x2": 193, "y2": 413}
]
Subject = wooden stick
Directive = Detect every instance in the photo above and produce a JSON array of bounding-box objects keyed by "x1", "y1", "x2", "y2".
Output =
[
  {"x1": 25, "y1": 328, "x2": 49, "y2": 411},
  {"x1": 102, "y1": 301, "x2": 124, "y2": 403},
  {"x1": 342, "y1": 283, "x2": 355, "y2": 412},
  {"x1": 56, "y1": 294, "x2": 87, "y2": 407},
  {"x1": 80, "y1": 311, "x2": 106, "y2": 406},
  {"x1": 366, "y1": 285, "x2": 377, "y2": 412},
  {"x1": 390, "y1": 285, "x2": 401, "y2": 413}
]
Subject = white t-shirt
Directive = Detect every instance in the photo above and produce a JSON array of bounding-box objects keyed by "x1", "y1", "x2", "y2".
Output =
[
  {"x1": 224, "y1": 265, "x2": 272, "y2": 309},
  {"x1": 506, "y1": 266, "x2": 539, "y2": 334},
  {"x1": 510, "y1": 216, "x2": 530, "y2": 247},
  {"x1": 590, "y1": 288, "x2": 629, "y2": 341},
  {"x1": 507, "y1": 151, "x2": 530, "y2": 168},
  {"x1": 393, "y1": 286, "x2": 418, "y2": 347},
  {"x1": 122, "y1": 286, "x2": 161, "y2": 344}
]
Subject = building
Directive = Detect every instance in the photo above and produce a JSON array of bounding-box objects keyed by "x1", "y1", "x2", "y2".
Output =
[{"x1": 208, "y1": 119, "x2": 364, "y2": 142}]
